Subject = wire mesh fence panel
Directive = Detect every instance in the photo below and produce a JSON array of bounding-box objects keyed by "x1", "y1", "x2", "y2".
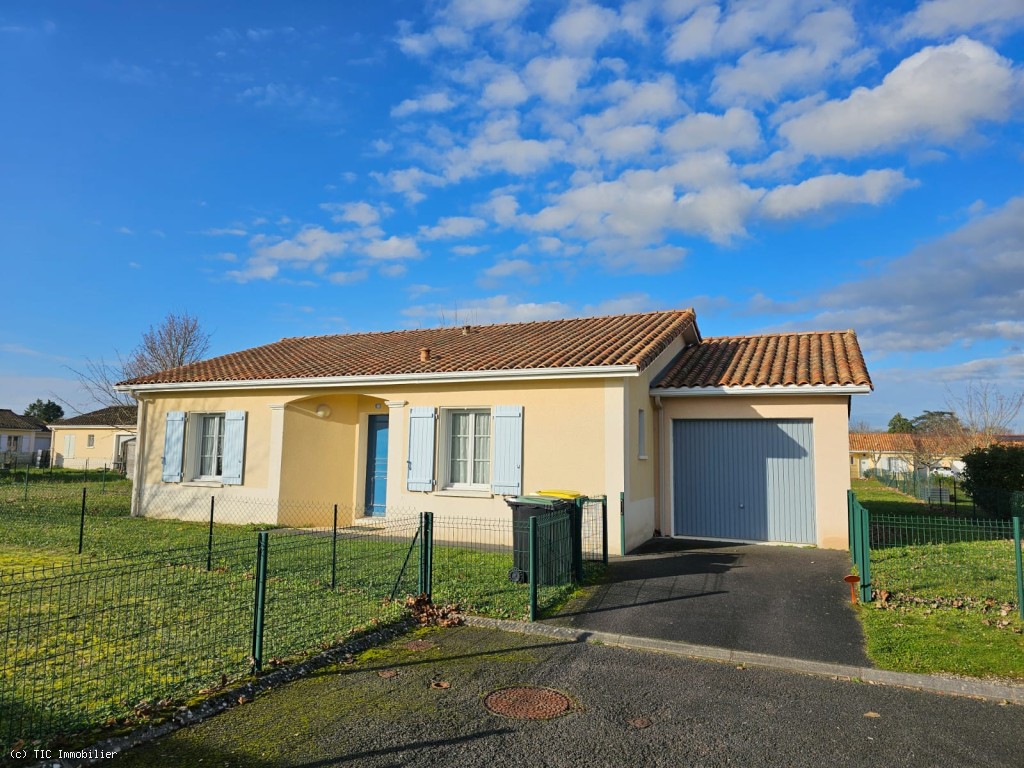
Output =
[
  {"x1": 868, "y1": 512, "x2": 1019, "y2": 605},
  {"x1": 430, "y1": 516, "x2": 530, "y2": 619},
  {"x1": 580, "y1": 497, "x2": 606, "y2": 562},
  {"x1": 258, "y1": 519, "x2": 421, "y2": 662},
  {"x1": 0, "y1": 540, "x2": 256, "y2": 749}
]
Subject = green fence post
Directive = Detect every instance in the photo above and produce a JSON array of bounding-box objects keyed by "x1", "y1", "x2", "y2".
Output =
[
  {"x1": 1013, "y1": 516, "x2": 1023, "y2": 621},
  {"x1": 619, "y1": 491, "x2": 625, "y2": 556},
  {"x1": 418, "y1": 512, "x2": 426, "y2": 595},
  {"x1": 601, "y1": 495, "x2": 608, "y2": 565},
  {"x1": 424, "y1": 511, "x2": 434, "y2": 599},
  {"x1": 858, "y1": 502, "x2": 872, "y2": 603},
  {"x1": 529, "y1": 515, "x2": 538, "y2": 622},
  {"x1": 206, "y1": 496, "x2": 215, "y2": 571},
  {"x1": 23, "y1": 464, "x2": 29, "y2": 501},
  {"x1": 251, "y1": 531, "x2": 269, "y2": 672},
  {"x1": 77, "y1": 486, "x2": 87, "y2": 554},
  {"x1": 847, "y1": 490, "x2": 855, "y2": 559},
  {"x1": 331, "y1": 503, "x2": 338, "y2": 590}
]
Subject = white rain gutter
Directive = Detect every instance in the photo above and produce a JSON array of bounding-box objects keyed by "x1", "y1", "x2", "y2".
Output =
[
  {"x1": 114, "y1": 365, "x2": 642, "y2": 394},
  {"x1": 650, "y1": 384, "x2": 873, "y2": 396}
]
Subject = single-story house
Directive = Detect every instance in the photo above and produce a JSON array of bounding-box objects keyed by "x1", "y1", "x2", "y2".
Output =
[
  {"x1": 49, "y1": 405, "x2": 138, "y2": 472},
  {"x1": 0, "y1": 409, "x2": 51, "y2": 465},
  {"x1": 115, "y1": 309, "x2": 872, "y2": 552},
  {"x1": 848, "y1": 432, "x2": 1010, "y2": 479}
]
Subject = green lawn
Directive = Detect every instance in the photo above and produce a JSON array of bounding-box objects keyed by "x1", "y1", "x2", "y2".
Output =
[
  {"x1": 853, "y1": 477, "x2": 1024, "y2": 680},
  {"x1": 0, "y1": 495, "x2": 590, "y2": 750}
]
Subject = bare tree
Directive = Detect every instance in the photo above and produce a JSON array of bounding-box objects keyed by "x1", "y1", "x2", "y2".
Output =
[
  {"x1": 934, "y1": 381, "x2": 1024, "y2": 461},
  {"x1": 64, "y1": 312, "x2": 211, "y2": 422}
]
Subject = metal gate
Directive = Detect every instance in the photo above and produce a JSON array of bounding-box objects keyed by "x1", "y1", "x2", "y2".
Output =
[{"x1": 672, "y1": 419, "x2": 816, "y2": 544}]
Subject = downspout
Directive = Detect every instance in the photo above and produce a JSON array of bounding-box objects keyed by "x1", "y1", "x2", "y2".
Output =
[
  {"x1": 653, "y1": 395, "x2": 665, "y2": 536},
  {"x1": 131, "y1": 393, "x2": 148, "y2": 517}
]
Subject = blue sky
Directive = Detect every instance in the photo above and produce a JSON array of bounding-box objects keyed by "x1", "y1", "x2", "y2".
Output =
[{"x1": 2, "y1": 0, "x2": 1023, "y2": 429}]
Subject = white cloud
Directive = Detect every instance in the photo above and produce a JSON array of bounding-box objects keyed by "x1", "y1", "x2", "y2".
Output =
[
  {"x1": 582, "y1": 292, "x2": 656, "y2": 316},
  {"x1": 327, "y1": 269, "x2": 369, "y2": 285},
  {"x1": 227, "y1": 227, "x2": 349, "y2": 282},
  {"x1": 665, "y1": 4, "x2": 720, "y2": 62},
  {"x1": 391, "y1": 91, "x2": 456, "y2": 118},
  {"x1": 549, "y1": 4, "x2": 619, "y2": 53},
  {"x1": 481, "y1": 71, "x2": 530, "y2": 107},
  {"x1": 419, "y1": 216, "x2": 487, "y2": 240},
  {"x1": 443, "y1": 116, "x2": 565, "y2": 182},
  {"x1": 445, "y1": 0, "x2": 529, "y2": 29},
  {"x1": 395, "y1": 24, "x2": 470, "y2": 57},
  {"x1": 402, "y1": 294, "x2": 571, "y2": 326},
  {"x1": 320, "y1": 201, "x2": 388, "y2": 227},
  {"x1": 767, "y1": 196, "x2": 1024, "y2": 355},
  {"x1": 372, "y1": 167, "x2": 447, "y2": 203},
  {"x1": 759, "y1": 169, "x2": 917, "y2": 219},
  {"x1": 899, "y1": 0, "x2": 1024, "y2": 40},
  {"x1": 477, "y1": 258, "x2": 539, "y2": 287},
  {"x1": 779, "y1": 37, "x2": 1021, "y2": 158},
  {"x1": 663, "y1": 108, "x2": 762, "y2": 152},
  {"x1": 203, "y1": 227, "x2": 248, "y2": 236},
  {"x1": 524, "y1": 56, "x2": 593, "y2": 104},
  {"x1": 363, "y1": 236, "x2": 421, "y2": 260}
]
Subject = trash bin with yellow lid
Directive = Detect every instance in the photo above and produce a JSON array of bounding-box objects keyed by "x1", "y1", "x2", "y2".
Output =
[{"x1": 534, "y1": 489, "x2": 583, "y2": 500}]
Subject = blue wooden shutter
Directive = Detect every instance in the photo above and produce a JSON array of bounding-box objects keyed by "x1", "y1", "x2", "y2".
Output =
[
  {"x1": 491, "y1": 405, "x2": 523, "y2": 495},
  {"x1": 406, "y1": 406, "x2": 436, "y2": 491},
  {"x1": 221, "y1": 411, "x2": 247, "y2": 485},
  {"x1": 162, "y1": 411, "x2": 186, "y2": 483}
]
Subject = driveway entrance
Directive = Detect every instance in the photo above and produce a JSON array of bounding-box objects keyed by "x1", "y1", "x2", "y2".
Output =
[{"x1": 550, "y1": 538, "x2": 869, "y2": 666}]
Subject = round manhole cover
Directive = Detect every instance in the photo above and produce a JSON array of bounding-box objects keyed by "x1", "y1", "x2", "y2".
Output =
[{"x1": 483, "y1": 686, "x2": 573, "y2": 720}]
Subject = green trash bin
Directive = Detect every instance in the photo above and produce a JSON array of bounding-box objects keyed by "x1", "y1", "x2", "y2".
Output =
[{"x1": 505, "y1": 495, "x2": 572, "y2": 585}]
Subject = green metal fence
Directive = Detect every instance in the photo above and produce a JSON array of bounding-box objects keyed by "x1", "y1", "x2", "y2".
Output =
[
  {"x1": 865, "y1": 468, "x2": 1021, "y2": 519},
  {"x1": 848, "y1": 490, "x2": 1024, "y2": 615},
  {"x1": 1, "y1": 505, "x2": 592, "y2": 749}
]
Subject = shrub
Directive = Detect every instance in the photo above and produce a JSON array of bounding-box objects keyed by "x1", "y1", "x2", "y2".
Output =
[{"x1": 961, "y1": 445, "x2": 1024, "y2": 519}]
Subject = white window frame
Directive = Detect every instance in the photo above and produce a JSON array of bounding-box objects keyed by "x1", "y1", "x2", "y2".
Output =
[
  {"x1": 87, "y1": 434, "x2": 95, "y2": 448},
  {"x1": 5, "y1": 435, "x2": 18, "y2": 452},
  {"x1": 440, "y1": 407, "x2": 492, "y2": 491},
  {"x1": 186, "y1": 412, "x2": 227, "y2": 481}
]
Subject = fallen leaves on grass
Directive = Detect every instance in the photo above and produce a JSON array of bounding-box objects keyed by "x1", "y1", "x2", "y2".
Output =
[
  {"x1": 404, "y1": 594, "x2": 464, "y2": 627},
  {"x1": 431, "y1": 680, "x2": 450, "y2": 689},
  {"x1": 864, "y1": 712, "x2": 881, "y2": 718},
  {"x1": 378, "y1": 669, "x2": 398, "y2": 679}
]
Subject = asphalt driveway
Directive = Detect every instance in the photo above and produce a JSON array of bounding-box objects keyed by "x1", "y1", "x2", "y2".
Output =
[
  {"x1": 107, "y1": 624, "x2": 1023, "y2": 768},
  {"x1": 552, "y1": 538, "x2": 869, "y2": 665}
]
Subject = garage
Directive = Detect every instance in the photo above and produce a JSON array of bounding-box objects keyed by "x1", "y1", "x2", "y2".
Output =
[{"x1": 672, "y1": 419, "x2": 816, "y2": 544}]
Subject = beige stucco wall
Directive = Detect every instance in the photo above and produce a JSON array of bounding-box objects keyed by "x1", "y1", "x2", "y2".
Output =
[
  {"x1": 50, "y1": 426, "x2": 133, "y2": 470},
  {"x1": 621, "y1": 334, "x2": 689, "y2": 553},
  {"x1": 133, "y1": 378, "x2": 623, "y2": 532},
  {"x1": 659, "y1": 394, "x2": 853, "y2": 550}
]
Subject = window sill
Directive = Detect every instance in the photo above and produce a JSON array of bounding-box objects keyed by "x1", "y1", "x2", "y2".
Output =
[
  {"x1": 183, "y1": 480, "x2": 224, "y2": 488},
  {"x1": 434, "y1": 488, "x2": 494, "y2": 499}
]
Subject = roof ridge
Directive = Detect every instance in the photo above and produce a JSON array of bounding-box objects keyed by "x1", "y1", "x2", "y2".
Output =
[
  {"x1": 703, "y1": 329, "x2": 857, "y2": 341},
  {"x1": 278, "y1": 308, "x2": 696, "y2": 343}
]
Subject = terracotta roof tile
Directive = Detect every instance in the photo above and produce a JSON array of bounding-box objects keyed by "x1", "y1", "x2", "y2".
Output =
[
  {"x1": 119, "y1": 309, "x2": 697, "y2": 386},
  {"x1": 849, "y1": 433, "x2": 1001, "y2": 454},
  {"x1": 0, "y1": 409, "x2": 48, "y2": 431},
  {"x1": 53, "y1": 406, "x2": 138, "y2": 427},
  {"x1": 653, "y1": 330, "x2": 871, "y2": 389}
]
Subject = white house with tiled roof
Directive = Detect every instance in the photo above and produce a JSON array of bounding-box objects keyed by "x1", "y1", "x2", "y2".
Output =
[
  {"x1": 0, "y1": 409, "x2": 51, "y2": 466},
  {"x1": 50, "y1": 405, "x2": 138, "y2": 472},
  {"x1": 116, "y1": 309, "x2": 872, "y2": 552}
]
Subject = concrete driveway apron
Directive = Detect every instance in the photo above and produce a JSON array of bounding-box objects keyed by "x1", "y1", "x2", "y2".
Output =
[{"x1": 551, "y1": 538, "x2": 870, "y2": 666}]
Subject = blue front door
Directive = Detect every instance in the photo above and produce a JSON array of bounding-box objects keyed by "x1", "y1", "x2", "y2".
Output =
[{"x1": 364, "y1": 415, "x2": 389, "y2": 516}]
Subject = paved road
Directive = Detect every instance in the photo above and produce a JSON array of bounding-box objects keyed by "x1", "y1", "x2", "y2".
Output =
[
  {"x1": 555, "y1": 539, "x2": 869, "y2": 665},
  {"x1": 108, "y1": 625, "x2": 1022, "y2": 768}
]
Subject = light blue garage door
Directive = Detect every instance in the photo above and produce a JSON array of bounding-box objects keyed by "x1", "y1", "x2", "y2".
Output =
[{"x1": 673, "y1": 419, "x2": 816, "y2": 544}]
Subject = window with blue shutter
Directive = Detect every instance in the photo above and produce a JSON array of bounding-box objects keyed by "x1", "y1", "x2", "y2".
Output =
[
  {"x1": 491, "y1": 405, "x2": 523, "y2": 495},
  {"x1": 220, "y1": 411, "x2": 247, "y2": 485},
  {"x1": 407, "y1": 406, "x2": 436, "y2": 491},
  {"x1": 162, "y1": 411, "x2": 186, "y2": 483}
]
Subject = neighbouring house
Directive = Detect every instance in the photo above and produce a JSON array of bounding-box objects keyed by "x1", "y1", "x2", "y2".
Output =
[
  {"x1": 49, "y1": 405, "x2": 138, "y2": 473},
  {"x1": 848, "y1": 432, "x2": 1011, "y2": 479},
  {"x1": 0, "y1": 409, "x2": 51, "y2": 466},
  {"x1": 115, "y1": 309, "x2": 872, "y2": 553}
]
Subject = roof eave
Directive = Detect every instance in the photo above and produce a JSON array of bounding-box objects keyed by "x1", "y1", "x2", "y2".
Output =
[
  {"x1": 115, "y1": 364, "x2": 642, "y2": 394},
  {"x1": 650, "y1": 384, "x2": 873, "y2": 396}
]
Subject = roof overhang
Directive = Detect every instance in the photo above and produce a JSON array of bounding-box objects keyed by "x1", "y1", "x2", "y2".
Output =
[
  {"x1": 650, "y1": 384, "x2": 873, "y2": 397},
  {"x1": 115, "y1": 364, "x2": 642, "y2": 394}
]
